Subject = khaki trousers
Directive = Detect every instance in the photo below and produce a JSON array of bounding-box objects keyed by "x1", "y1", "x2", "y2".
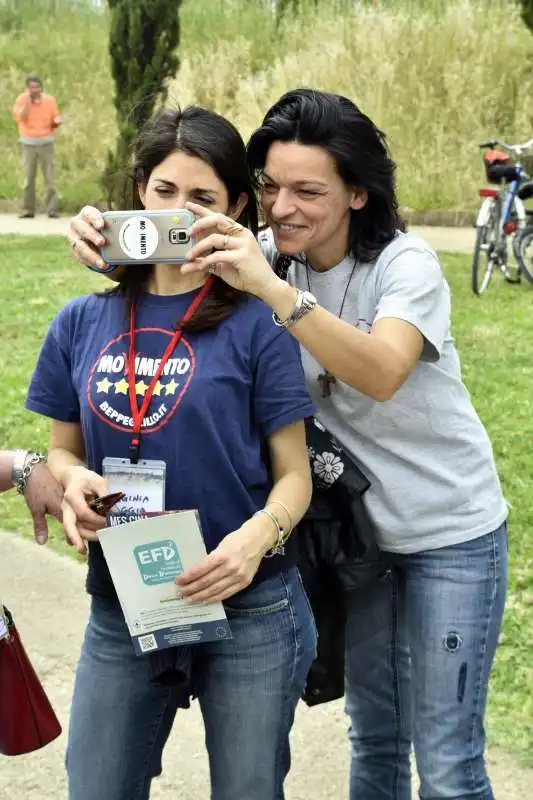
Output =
[{"x1": 21, "y1": 142, "x2": 59, "y2": 215}]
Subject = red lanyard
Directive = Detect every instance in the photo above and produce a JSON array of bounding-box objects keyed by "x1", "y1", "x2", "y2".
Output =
[{"x1": 127, "y1": 278, "x2": 214, "y2": 463}]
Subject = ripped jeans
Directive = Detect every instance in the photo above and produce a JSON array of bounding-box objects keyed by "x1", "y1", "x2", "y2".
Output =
[{"x1": 345, "y1": 523, "x2": 507, "y2": 800}]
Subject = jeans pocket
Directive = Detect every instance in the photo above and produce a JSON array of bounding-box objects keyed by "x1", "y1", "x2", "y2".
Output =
[
  {"x1": 223, "y1": 572, "x2": 291, "y2": 617},
  {"x1": 224, "y1": 597, "x2": 289, "y2": 618}
]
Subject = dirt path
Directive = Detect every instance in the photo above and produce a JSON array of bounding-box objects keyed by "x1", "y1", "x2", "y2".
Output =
[{"x1": 0, "y1": 212, "x2": 477, "y2": 254}]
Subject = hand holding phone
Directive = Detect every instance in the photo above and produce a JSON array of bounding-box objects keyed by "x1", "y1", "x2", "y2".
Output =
[{"x1": 101, "y1": 209, "x2": 196, "y2": 266}]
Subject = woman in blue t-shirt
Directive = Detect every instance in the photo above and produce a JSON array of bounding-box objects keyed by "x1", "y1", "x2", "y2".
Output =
[{"x1": 26, "y1": 106, "x2": 317, "y2": 800}]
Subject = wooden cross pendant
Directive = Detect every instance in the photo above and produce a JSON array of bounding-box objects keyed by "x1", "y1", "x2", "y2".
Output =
[{"x1": 318, "y1": 370, "x2": 337, "y2": 398}]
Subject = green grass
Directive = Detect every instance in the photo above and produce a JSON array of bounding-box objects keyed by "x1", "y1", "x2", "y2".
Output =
[
  {"x1": 0, "y1": 236, "x2": 101, "y2": 558},
  {"x1": 0, "y1": 233, "x2": 532, "y2": 760},
  {"x1": 0, "y1": 0, "x2": 531, "y2": 213}
]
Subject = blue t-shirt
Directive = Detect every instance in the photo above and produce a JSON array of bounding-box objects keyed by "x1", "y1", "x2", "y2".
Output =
[{"x1": 25, "y1": 288, "x2": 316, "y2": 597}]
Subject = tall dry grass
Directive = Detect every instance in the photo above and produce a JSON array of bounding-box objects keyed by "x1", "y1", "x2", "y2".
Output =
[{"x1": 1, "y1": 0, "x2": 531, "y2": 211}]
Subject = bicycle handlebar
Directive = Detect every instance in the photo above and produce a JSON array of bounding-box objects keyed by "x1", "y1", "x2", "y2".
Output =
[{"x1": 478, "y1": 138, "x2": 533, "y2": 155}]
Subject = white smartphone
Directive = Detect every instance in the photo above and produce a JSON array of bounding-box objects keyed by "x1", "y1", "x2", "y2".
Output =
[{"x1": 101, "y1": 209, "x2": 196, "y2": 265}]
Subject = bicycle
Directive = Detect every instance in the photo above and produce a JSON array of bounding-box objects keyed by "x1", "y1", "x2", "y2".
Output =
[
  {"x1": 471, "y1": 138, "x2": 533, "y2": 295},
  {"x1": 513, "y1": 184, "x2": 533, "y2": 285}
]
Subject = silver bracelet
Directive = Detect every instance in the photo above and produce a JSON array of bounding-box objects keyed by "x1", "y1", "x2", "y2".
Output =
[
  {"x1": 272, "y1": 290, "x2": 317, "y2": 329},
  {"x1": 266, "y1": 500, "x2": 293, "y2": 535},
  {"x1": 12, "y1": 450, "x2": 47, "y2": 495},
  {"x1": 254, "y1": 508, "x2": 286, "y2": 558}
]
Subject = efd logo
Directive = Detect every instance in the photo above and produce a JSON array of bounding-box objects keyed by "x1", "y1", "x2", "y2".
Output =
[{"x1": 134, "y1": 539, "x2": 183, "y2": 586}]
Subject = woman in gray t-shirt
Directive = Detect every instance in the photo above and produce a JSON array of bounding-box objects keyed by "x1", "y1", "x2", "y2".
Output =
[
  {"x1": 183, "y1": 89, "x2": 507, "y2": 800},
  {"x1": 70, "y1": 89, "x2": 506, "y2": 800}
]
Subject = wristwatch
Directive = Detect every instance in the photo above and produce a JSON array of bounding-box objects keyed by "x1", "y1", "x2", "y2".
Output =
[
  {"x1": 11, "y1": 450, "x2": 47, "y2": 495},
  {"x1": 273, "y1": 290, "x2": 317, "y2": 329}
]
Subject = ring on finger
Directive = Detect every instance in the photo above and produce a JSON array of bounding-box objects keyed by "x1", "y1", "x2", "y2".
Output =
[{"x1": 223, "y1": 234, "x2": 229, "y2": 249}]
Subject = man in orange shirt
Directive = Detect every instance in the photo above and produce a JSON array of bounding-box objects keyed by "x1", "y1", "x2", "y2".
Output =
[{"x1": 12, "y1": 74, "x2": 62, "y2": 219}]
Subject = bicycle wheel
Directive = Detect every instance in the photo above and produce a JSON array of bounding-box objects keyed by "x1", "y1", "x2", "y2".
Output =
[
  {"x1": 515, "y1": 226, "x2": 533, "y2": 283},
  {"x1": 502, "y1": 195, "x2": 524, "y2": 283},
  {"x1": 472, "y1": 197, "x2": 499, "y2": 295}
]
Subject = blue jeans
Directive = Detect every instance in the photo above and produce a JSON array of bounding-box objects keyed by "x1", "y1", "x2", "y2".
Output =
[
  {"x1": 66, "y1": 567, "x2": 317, "y2": 800},
  {"x1": 345, "y1": 523, "x2": 507, "y2": 800}
]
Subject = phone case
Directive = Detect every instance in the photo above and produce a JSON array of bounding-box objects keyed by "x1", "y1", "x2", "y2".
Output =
[{"x1": 101, "y1": 209, "x2": 196, "y2": 265}]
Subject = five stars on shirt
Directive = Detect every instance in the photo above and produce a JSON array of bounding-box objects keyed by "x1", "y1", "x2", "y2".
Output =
[{"x1": 95, "y1": 377, "x2": 180, "y2": 396}]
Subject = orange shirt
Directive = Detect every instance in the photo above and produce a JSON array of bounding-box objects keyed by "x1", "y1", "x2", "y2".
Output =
[{"x1": 12, "y1": 93, "x2": 59, "y2": 139}]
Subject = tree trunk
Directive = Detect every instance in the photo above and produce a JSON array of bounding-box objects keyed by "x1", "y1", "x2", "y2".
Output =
[
  {"x1": 522, "y1": 0, "x2": 533, "y2": 34},
  {"x1": 102, "y1": 0, "x2": 181, "y2": 208}
]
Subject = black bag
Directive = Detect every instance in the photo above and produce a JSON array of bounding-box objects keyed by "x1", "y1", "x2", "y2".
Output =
[
  {"x1": 483, "y1": 150, "x2": 519, "y2": 184},
  {"x1": 298, "y1": 418, "x2": 390, "y2": 707}
]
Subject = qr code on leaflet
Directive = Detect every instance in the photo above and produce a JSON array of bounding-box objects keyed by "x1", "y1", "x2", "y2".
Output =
[{"x1": 138, "y1": 633, "x2": 157, "y2": 653}]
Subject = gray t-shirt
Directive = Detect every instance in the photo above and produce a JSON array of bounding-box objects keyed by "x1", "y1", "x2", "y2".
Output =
[{"x1": 259, "y1": 229, "x2": 507, "y2": 553}]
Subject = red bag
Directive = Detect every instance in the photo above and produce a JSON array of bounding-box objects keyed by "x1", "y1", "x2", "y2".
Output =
[{"x1": 0, "y1": 606, "x2": 62, "y2": 756}]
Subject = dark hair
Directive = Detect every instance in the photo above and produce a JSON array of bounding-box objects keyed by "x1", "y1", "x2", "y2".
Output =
[
  {"x1": 25, "y1": 73, "x2": 42, "y2": 87},
  {"x1": 247, "y1": 88, "x2": 404, "y2": 263},
  {"x1": 106, "y1": 106, "x2": 259, "y2": 331}
]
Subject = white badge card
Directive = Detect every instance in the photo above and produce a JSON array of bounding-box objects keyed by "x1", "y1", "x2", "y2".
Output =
[{"x1": 102, "y1": 458, "x2": 166, "y2": 525}]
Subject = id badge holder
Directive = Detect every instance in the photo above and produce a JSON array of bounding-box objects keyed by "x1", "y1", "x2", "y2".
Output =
[{"x1": 102, "y1": 457, "x2": 166, "y2": 524}]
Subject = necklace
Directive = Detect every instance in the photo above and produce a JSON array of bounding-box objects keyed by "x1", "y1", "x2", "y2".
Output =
[{"x1": 306, "y1": 257, "x2": 358, "y2": 398}]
